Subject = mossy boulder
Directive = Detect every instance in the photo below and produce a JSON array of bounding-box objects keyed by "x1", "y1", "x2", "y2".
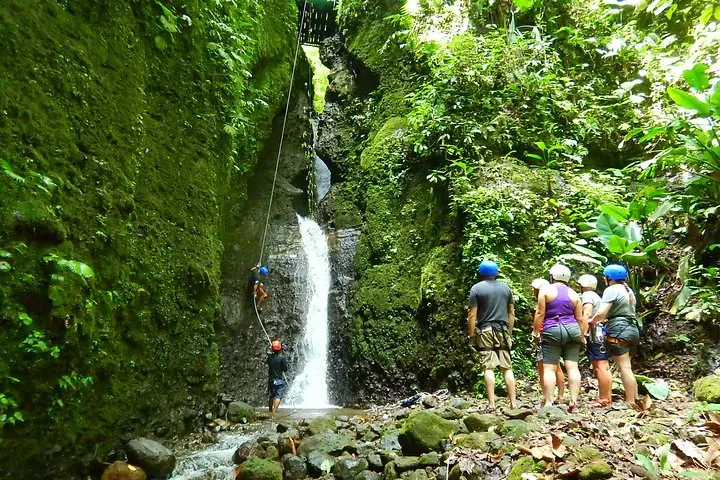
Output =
[
  {"x1": 453, "y1": 432, "x2": 499, "y2": 450},
  {"x1": 101, "y1": 462, "x2": 146, "y2": 480},
  {"x1": 508, "y1": 457, "x2": 535, "y2": 480},
  {"x1": 237, "y1": 458, "x2": 283, "y2": 480},
  {"x1": 499, "y1": 420, "x2": 538, "y2": 440},
  {"x1": 125, "y1": 438, "x2": 176, "y2": 479},
  {"x1": 400, "y1": 470, "x2": 428, "y2": 480},
  {"x1": 298, "y1": 432, "x2": 357, "y2": 457},
  {"x1": 355, "y1": 471, "x2": 381, "y2": 480},
  {"x1": 308, "y1": 415, "x2": 338, "y2": 435},
  {"x1": 694, "y1": 375, "x2": 720, "y2": 403},
  {"x1": 227, "y1": 402, "x2": 257, "y2": 424},
  {"x1": 578, "y1": 461, "x2": 613, "y2": 479},
  {"x1": 463, "y1": 413, "x2": 502, "y2": 433},
  {"x1": 570, "y1": 447, "x2": 603, "y2": 464},
  {"x1": 399, "y1": 411, "x2": 459, "y2": 454}
]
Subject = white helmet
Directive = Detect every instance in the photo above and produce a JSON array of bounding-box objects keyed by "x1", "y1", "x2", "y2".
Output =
[
  {"x1": 549, "y1": 264, "x2": 572, "y2": 283},
  {"x1": 531, "y1": 278, "x2": 549, "y2": 290},
  {"x1": 578, "y1": 274, "x2": 598, "y2": 289}
]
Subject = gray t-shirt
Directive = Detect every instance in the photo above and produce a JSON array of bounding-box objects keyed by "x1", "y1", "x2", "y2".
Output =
[
  {"x1": 468, "y1": 280, "x2": 514, "y2": 331},
  {"x1": 601, "y1": 284, "x2": 636, "y2": 320},
  {"x1": 581, "y1": 290, "x2": 602, "y2": 316}
]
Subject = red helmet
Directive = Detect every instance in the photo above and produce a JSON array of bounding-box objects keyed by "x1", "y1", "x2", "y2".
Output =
[{"x1": 271, "y1": 340, "x2": 282, "y2": 352}]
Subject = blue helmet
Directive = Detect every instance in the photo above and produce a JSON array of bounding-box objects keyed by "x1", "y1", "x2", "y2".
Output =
[
  {"x1": 603, "y1": 264, "x2": 627, "y2": 281},
  {"x1": 478, "y1": 260, "x2": 499, "y2": 277},
  {"x1": 259, "y1": 266, "x2": 269, "y2": 275}
]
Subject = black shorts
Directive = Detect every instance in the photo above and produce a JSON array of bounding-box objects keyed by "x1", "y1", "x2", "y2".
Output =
[{"x1": 269, "y1": 379, "x2": 286, "y2": 399}]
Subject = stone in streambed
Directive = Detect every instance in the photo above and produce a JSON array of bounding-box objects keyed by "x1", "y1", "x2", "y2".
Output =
[
  {"x1": 228, "y1": 402, "x2": 257, "y2": 423},
  {"x1": 578, "y1": 461, "x2": 613, "y2": 479},
  {"x1": 504, "y1": 408, "x2": 534, "y2": 420},
  {"x1": 307, "y1": 450, "x2": 336, "y2": 476},
  {"x1": 125, "y1": 438, "x2": 176, "y2": 479},
  {"x1": 282, "y1": 454, "x2": 308, "y2": 480},
  {"x1": 400, "y1": 470, "x2": 428, "y2": 480},
  {"x1": 399, "y1": 411, "x2": 459, "y2": 454},
  {"x1": 332, "y1": 457, "x2": 369, "y2": 480},
  {"x1": 569, "y1": 447, "x2": 603, "y2": 464},
  {"x1": 234, "y1": 441, "x2": 265, "y2": 464},
  {"x1": 308, "y1": 415, "x2": 338, "y2": 435},
  {"x1": 379, "y1": 429, "x2": 402, "y2": 451},
  {"x1": 355, "y1": 471, "x2": 381, "y2": 480},
  {"x1": 694, "y1": 375, "x2": 720, "y2": 403},
  {"x1": 462, "y1": 413, "x2": 501, "y2": 433},
  {"x1": 384, "y1": 462, "x2": 398, "y2": 480},
  {"x1": 102, "y1": 462, "x2": 146, "y2": 480},
  {"x1": 499, "y1": 420, "x2": 538, "y2": 440},
  {"x1": 265, "y1": 445, "x2": 280, "y2": 461},
  {"x1": 453, "y1": 432, "x2": 499, "y2": 450},
  {"x1": 366, "y1": 453, "x2": 383, "y2": 470},
  {"x1": 536, "y1": 406, "x2": 566, "y2": 422},
  {"x1": 298, "y1": 432, "x2": 357, "y2": 457},
  {"x1": 237, "y1": 458, "x2": 283, "y2": 480},
  {"x1": 430, "y1": 407, "x2": 464, "y2": 421},
  {"x1": 507, "y1": 457, "x2": 535, "y2": 480}
]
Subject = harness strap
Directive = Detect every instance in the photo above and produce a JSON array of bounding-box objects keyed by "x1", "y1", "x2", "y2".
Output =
[{"x1": 606, "y1": 336, "x2": 630, "y2": 347}]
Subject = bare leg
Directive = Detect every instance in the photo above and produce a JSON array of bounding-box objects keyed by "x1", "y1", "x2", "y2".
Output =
[
  {"x1": 613, "y1": 353, "x2": 638, "y2": 403},
  {"x1": 268, "y1": 397, "x2": 273, "y2": 412},
  {"x1": 556, "y1": 365, "x2": 566, "y2": 403},
  {"x1": 565, "y1": 360, "x2": 581, "y2": 406},
  {"x1": 541, "y1": 362, "x2": 557, "y2": 406},
  {"x1": 593, "y1": 360, "x2": 612, "y2": 404},
  {"x1": 537, "y1": 361, "x2": 545, "y2": 392},
  {"x1": 272, "y1": 398, "x2": 281, "y2": 413},
  {"x1": 484, "y1": 369, "x2": 496, "y2": 409},
  {"x1": 502, "y1": 368, "x2": 517, "y2": 409}
]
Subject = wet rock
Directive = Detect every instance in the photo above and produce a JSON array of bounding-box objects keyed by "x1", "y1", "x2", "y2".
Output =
[
  {"x1": 228, "y1": 402, "x2": 257, "y2": 424},
  {"x1": 332, "y1": 457, "x2": 369, "y2": 480},
  {"x1": 355, "y1": 471, "x2": 381, "y2": 480},
  {"x1": 237, "y1": 458, "x2": 283, "y2": 480},
  {"x1": 125, "y1": 438, "x2": 176, "y2": 479},
  {"x1": 504, "y1": 408, "x2": 534, "y2": 420},
  {"x1": 508, "y1": 457, "x2": 534, "y2": 480},
  {"x1": 101, "y1": 461, "x2": 146, "y2": 480},
  {"x1": 463, "y1": 414, "x2": 502, "y2": 433},
  {"x1": 282, "y1": 454, "x2": 308, "y2": 480},
  {"x1": 453, "y1": 432, "x2": 499, "y2": 450},
  {"x1": 299, "y1": 432, "x2": 357, "y2": 457},
  {"x1": 309, "y1": 415, "x2": 339, "y2": 436},
  {"x1": 422, "y1": 396, "x2": 439, "y2": 409},
  {"x1": 379, "y1": 430, "x2": 402, "y2": 451},
  {"x1": 277, "y1": 421, "x2": 295, "y2": 433},
  {"x1": 499, "y1": 420, "x2": 538, "y2": 440},
  {"x1": 400, "y1": 469, "x2": 428, "y2": 480},
  {"x1": 279, "y1": 434, "x2": 298, "y2": 457},
  {"x1": 399, "y1": 411, "x2": 459, "y2": 454},
  {"x1": 202, "y1": 430, "x2": 218, "y2": 444},
  {"x1": 266, "y1": 445, "x2": 280, "y2": 461},
  {"x1": 694, "y1": 375, "x2": 720, "y2": 403},
  {"x1": 234, "y1": 442, "x2": 265, "y2": 464},
  {"x1": 578, "y1": 461, "x2": 613, "y2": 479},
  {"x1": 367, "y1": 453, "x2": 383, "y2": 470},
  {"x1": 307, "y1": 450, "x2": 337, "y2": 476}
]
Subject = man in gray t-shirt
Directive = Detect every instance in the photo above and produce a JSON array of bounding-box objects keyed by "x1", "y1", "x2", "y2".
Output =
[{"x1": 468, "y1": 281, "x2": 514, "y2": 331}]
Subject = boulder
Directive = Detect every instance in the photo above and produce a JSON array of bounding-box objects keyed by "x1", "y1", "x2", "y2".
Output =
[
  {"x1": 569, "y1": 447, "x2": 603, "y2": 464},
  {"x1": 332, "y1": 457, "x2": 369, "y2": 480},
  {"x1": 299, "y1": 432, "x2": 357, "y2": 457},
  {"x1": 279, "y1": 434, "x2": 297, "y2": 457},
  {"x1": 308, "y1": 415, "x2": 338, "y2": 436},
  {"x1": 266, "y1": 445, "x2": 280, "y2": 461},
  {"x1": 419, "y1": 452, "x2": 440, "y2": 467},
  {"x1": 400, "y1": 470, "x2": 428, "y2": 480},
  {"x1": 237, "y1": 458, "x2": 283, "y2": 480},
  {"x1": 354, "y1": 471, "x2": 381, "y2": 480},
  {"x1": 282, "y1": 454, "x2": 308, "y2": 480},
  {"x1": 430, "y1": 407, "x2": 464, "y2": 421},
  {"x1": 384, "y1": 462, "x2": 398, "y2": 480},
  {"x1": 578, "y1": 461, "x2": 613, "y2": 480},
  {"x1": 307, "y1": 450, "x2": 337, "y2": 476},
  {"x1": 499, "y1": 420, "x2": 538, "y2": 440},
  {"x1": 694, "y1": 375, "x2": 720, "y2": 403},
  {"x1": 102, "y1": 462, "x2": 146, "y2": 480},
  {"x1": 228, "y1": 402, "x2": 257, "y2": 423},
  {"x1": 453, "y1": 432, "x2": 498, "y2": 450},
  {"x1": 366, "y1": 453, "x2": 383, "y2": 470},
  {"x1": 536, "y1": 406, "x2": 566, "y2": 422},
  {"x1": 399, "y1": 412, "x2": 459, "y2": 454},
  {"x1": 421, "y1": 396, "x2": 439, "y2": 408},
  {"x1": 463, "y1": 414, "x2": 502, "y2": 433},
  {"x1": 393, "y1": 457, "x2": 421, "y2": 472},
  {"x1": 234, "y1": 442, "x2": 265, "y2": 464},
  {"x1": 448, "y1": 398, "x2": 472, "y2": 410},
  {"x1": 508, "y1": 457, "x2": 535, "y2": 480},
  {"x1": 125, "y1": 438, "x2": 176, "y2": 479},
  {"x1": 504, "y1": 408, "x2": 534, "y2": 420},
  {"x1": 379, "y1": 430, "x2": 401, "y2": 451}
]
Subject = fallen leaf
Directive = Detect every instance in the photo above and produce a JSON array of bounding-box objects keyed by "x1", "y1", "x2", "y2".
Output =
[
  {"x1": 635, "y1": 395, "x2": 653, "y2": 412},
  {"x1": 673, "y1": 439, "x2": 707, "y2": 468},
  {"x1": 706, "y1": 437, "x2": 720, "y2": 467},
  {"x1": 490, "y1": 450, "x2": 504, "y2": 463}
]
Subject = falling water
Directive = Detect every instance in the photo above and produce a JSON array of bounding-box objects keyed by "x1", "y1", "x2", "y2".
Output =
[
  {"x1": 169, "y1": 432, "x2": 259, "y2": 480},
  {"x1": 285, "y1": 215, "x2": 332, "y2": 407}
]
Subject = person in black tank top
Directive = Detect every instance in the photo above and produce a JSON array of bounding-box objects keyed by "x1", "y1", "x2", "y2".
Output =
[{"x1": 268, "y1": 339, "x2": 288, "y2": 413}]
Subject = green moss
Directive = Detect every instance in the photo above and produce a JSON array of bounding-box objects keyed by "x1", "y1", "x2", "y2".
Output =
[
  {"x1": 303, "y1": 45, "x2": 331, "y2": 113},
  {"x1": 694, "y1": 375, "x2": 720, "y2": 403},
  {"x1": 508, "y1": 457, "x2": 535, "y2": 480}
]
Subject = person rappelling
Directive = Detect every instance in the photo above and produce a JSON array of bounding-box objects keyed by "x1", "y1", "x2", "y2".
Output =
[
  {"x1": 268, "y1": 339, "x2": 289, "y2": 413},
  {"x1": 249, "y1": 264, "x2": 270, "y2": 311}
]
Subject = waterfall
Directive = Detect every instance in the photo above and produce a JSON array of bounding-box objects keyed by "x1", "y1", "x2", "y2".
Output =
[
  {"x1": 285, "y1": 215, "x2": 332, "y2": 407},
  {"x1": 169, "y1": 432, "x2": 259, "y2": 480}
]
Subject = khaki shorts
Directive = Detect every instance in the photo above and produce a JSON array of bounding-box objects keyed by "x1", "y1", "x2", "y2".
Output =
[{"x1": 474, "y1": 328, "x2": 512, "y2": 370}]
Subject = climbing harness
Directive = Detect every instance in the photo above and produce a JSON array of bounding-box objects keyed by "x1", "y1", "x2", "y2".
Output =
[{"x1": 253, "y1": 0, "x2": 309, "y2": 343}]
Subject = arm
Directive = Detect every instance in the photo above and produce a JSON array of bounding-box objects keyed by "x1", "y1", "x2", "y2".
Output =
[
  {"x1": 533, "y1": 289, "x2": 546, "y2": 335},
  {"x1": 591, "y1": 303, "x2": 612, "y2": 325},
  {"x1": 467, "y1": 307, "x2": 477, "y2": 337},
  {"x1": 507, "y1": 303, "x2": 515, "y2": 334},
  {"x1": 574, "y1": 298, "x2": 587, "y2": 337}
]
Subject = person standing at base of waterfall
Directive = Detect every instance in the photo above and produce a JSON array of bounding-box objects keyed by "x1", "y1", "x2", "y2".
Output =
[
  {"x1": 267, "y1": 339, "x2": 288, "y2": 413},
  {"x1": 590, "y1": 264, "x2": 640, "y2": 406},
  {"x1": 531, "y1": 278, "x2": 566, "y2": 404},
  {"x1": 249, "y1": 264, "x2": 270, "y2": 311},
  {"x1": 534, "y1": 264, "x2": 586, "y2": 411},
  {"x1": 467, "y1": 260, "x2": 517, "y2": 410},
  {"x1": 578, "y1": 273, "x2": 612, "y2": 407}
]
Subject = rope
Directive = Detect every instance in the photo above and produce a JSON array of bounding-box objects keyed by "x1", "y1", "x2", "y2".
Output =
[
  {"x1": 253, "y1": 298, "x2": 272, "y2": 344},
  {"x1": 257, "y1": 0, "x2": 309, "y2": 266}
]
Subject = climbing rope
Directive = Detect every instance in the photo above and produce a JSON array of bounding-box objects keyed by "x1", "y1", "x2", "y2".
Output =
[
  {"x1": 253, "y1": 0, "x2": 309, "y2": 344},
  {"x1": 257, "y1": 0, "x2": 309, "y2": 267}
]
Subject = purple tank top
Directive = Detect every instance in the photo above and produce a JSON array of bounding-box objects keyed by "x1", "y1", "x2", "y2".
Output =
[{"x1": 543, "y1": 284, "x2": 576, "y2": 329}]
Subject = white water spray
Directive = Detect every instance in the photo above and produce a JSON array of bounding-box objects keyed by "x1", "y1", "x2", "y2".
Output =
[
  {"x1": 286, "y1": 215, "x2": 332, "y2": 407},
  {"x1": 169, "y1": 432, "x2": 257, "y2": 480}
]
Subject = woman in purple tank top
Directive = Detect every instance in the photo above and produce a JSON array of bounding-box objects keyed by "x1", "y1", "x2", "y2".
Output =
[{"x1": 533, "y1": 264, "x2": 586, "y2": 410}]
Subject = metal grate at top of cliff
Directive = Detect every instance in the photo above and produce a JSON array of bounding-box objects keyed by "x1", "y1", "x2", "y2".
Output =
[{"x1": 299, "y1": 0, "x2": 337, "y2": 46}]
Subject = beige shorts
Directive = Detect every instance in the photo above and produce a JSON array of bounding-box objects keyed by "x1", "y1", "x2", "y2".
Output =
[{"x1": 474, "y1": 328, "x2": 512, "y2": 370}]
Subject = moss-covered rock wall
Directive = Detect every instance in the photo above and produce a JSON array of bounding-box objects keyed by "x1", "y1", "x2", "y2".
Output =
[{"x1": 0, "y1": 0, "x2": 297, "y2": 476}]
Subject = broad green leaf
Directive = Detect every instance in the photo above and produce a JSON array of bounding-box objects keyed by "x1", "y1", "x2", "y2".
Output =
[
  {"x1": 534, "y1": 140, "x2": 546, "y2": 150},
  {"x1": 711, "y1": 83, "x2": 720, "y2": 110},
  {"x1": 513, "y1": 0, "x2": 535, "y2": 11},
  {"x1": 644, "y1": 240, "x2": 666, "y2": 253},
  {"x1": 670, "y1": 283, "x2": 693, "y2": 314},
  {"x1": 559, "y1": 253, "x2": 602, "y2": 265},
  {"x1": 578, "y1": 222, "x2": 595, "y2": 231},
  {"x1": 645, "y1": 379, "x2": 670, "y2": 400},
  {"x1": 667, "y1": 87, "x2": 711, "y2": 117},
  {"x1": 677, "y1": 253, "x2": 692, "y2": 281},
  {"x1": 700, "y1": 5, "x2": 713, "y2": 23},
  {"x1": 635, "y1": 454, "x2": 657, "y2": 479},
  {"x1": 627, "y1": 221, "x2": 642, "y2": 243},
  {"x1": 682, "y1": 64, "x2": 709, "y2": 92},
  {"x1": 608, "y1": 235, "x2": 630, "y2": 254},
  {"x1": 648, "y1": 201, "x2": 673, "y2": 222},
  {"x1": 621, "y1": 251, "x2": 649, "y2": 265},
  {"x1": 571, "y1": 244, "x2": 607, "y2": 261},
  {"x1": 18, "y1": 313, "x2": 32, "y2": 326},
  {"x1": 596, "y1": 213, "x2": 627, "y2": 246},
  {"x1": 0, "y1": 249, "x2": 11, "y2": 258},
  {"x1": 601, "y1": 205, "x2": 629, "y2": 221},
  {"x1": 525, "y1": 153, "x2": 544, "y2": 161}
]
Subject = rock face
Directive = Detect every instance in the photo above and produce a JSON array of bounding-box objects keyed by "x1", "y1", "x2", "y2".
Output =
[
  {"x1": 101, "y1": 462, "x2": 147, "y2": 480},
  {"x1": 237, "y1": 458, "x2": 283, "y2": 480},
  {"x1": 228, "y1": 402, "x2": 257, "y2": 423},
  {"x1": 694, "y1": 375, "x2": 720, "y2": 403},
  {"x1": 399, "y1": 411, "x2": 459, "y2": 454},
  {"x1": 125, "y1": 438, "x2": 176, "y2": 479}
]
